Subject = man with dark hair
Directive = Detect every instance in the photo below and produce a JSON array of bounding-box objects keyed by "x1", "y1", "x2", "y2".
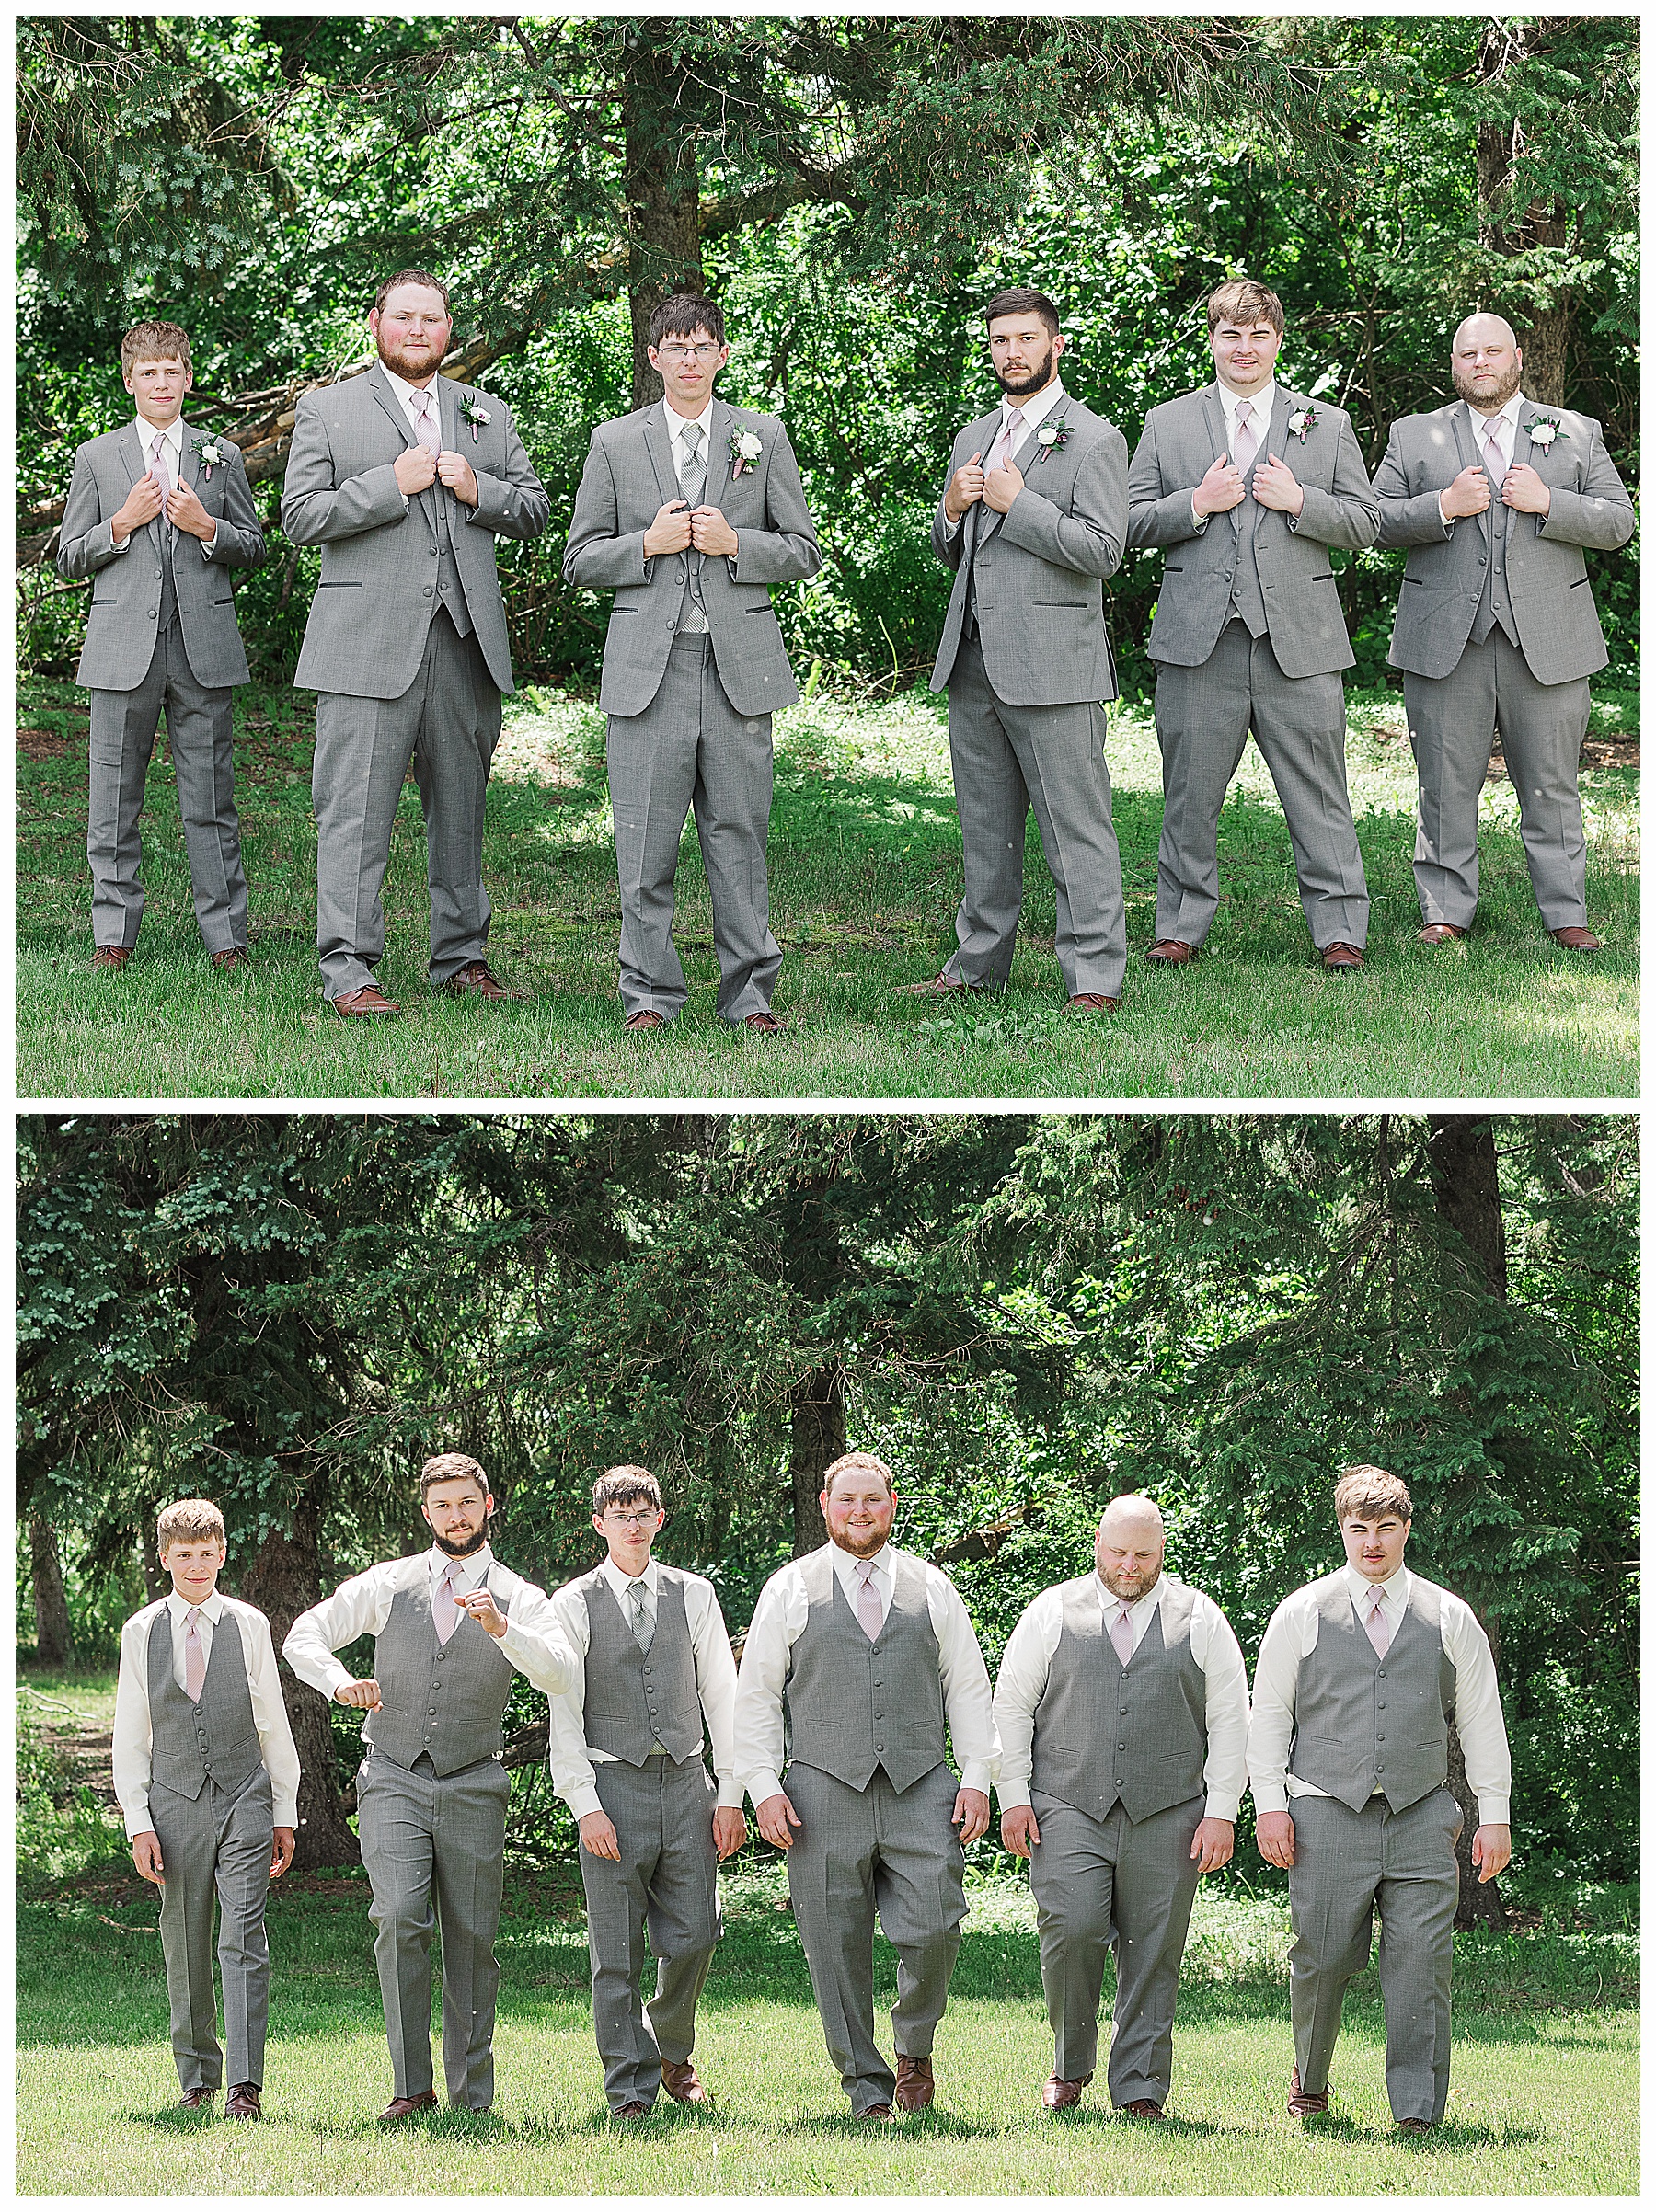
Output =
[
  {"x1": 57, "y1": 318, "x2": 265, "y2": 972},
  {"x1": 1128, "y1": 279, "x2": 1378, "y2": 972},
  {"x1": 549, "y1": 1464, "x2": 745, "y2": 2119},
  {"x1": 914, "y1": 289, "x2": 1131, "y2": 1012},
  {"x1": 284, "y1": 1454, "x2": 575, "y2": 2118},
  {"x1": 282, "y1": 272, "x2": 549, "y2": 1016},
  {"x1": 564, "y1": 292, "x2": 821, "y2": 1033},
  {"x1": 1374, "y1": 311, "x2": 1634, "y2": 952},
  {"x1": 1249, "y1": 1464, "x2": 1512, "y2": 2133},
  {"x1": 733, "y1": 1450, "x2": 998, "y2": 2119}
]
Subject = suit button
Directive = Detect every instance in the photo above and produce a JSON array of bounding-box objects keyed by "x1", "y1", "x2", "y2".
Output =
[
  {"x1": 153, "y1": 569, "x2": 163, "y2": 580},
  {"x1": 147, "y1": 607, "x2": 158, "y2": 618},
  {"x1": 423, "y1": 585, "x2": 433, "y2": 597},
  {"x1": 429, "y1": 1709, "x2": 438, "y2": 1717},
  {"x1": 875, "y1": 1741, "x2": 885, "y2": 1752},
  {"x1": 664, "y1": 620, "x2": 675, "y2": 629},
  {"x1": 1478, "y1": 556, "x2": 1488, "y2": 567}
]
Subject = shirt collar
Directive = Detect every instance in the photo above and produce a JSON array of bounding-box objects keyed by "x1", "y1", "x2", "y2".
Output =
[
  {"x1": 1093, "y1": 1573, "x2": 1162, "y2": 1616},
  {"x1": 380, "y1": 361, "x2": 442, "y2": 413},
  {"x1": 662, "y1": 394, "x2": 717, "y2": 441},
  {"x1": 1342, "y1": 1561, "x2": 1409, "y2": 1607},
  {"x1": 1466, "y1": 392, "x2": 1524, "y2": 440},
  {"x1": 427, "y1": 1541, "x2": 492, "y2": 1580},
  {"x1": 830, "y1": 1539, "x2": 891, "y2": 1584},
  {"x1": 1217, "y1": 377, "x2": 1277, "y2": 429},
  {"x1": 166, "y1": 1587, "x2": 224, "y2": 1623},
  {"x1": 1004, "y1": 376, "x2": 1065, "y2": 434},
  {"x1": 599, "y1": 1553, "x2": 660, "y2": 1598},
  {"x1": 136, "y1": 414, "x2": 185, "y2": 458}
]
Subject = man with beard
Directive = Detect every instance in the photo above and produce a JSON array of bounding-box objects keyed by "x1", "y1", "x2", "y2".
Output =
[
  {"x1": 1128, "y1": 280, "x2": 1378, "y2": 971},
  {"x1": 283, "y1": 1454, "x2": 575, "y2": 2118},
  {"x1": 913, "y1": 289, "x2": 1130, "y2": 1013},
  {"x1": 733, "y1": 1452, "x2": 998, "y2": 2119},
  {"x1": 282, "y1": 272, "x2": 549, "y2": 1015},
  {"x1": 1374, "y1": 312, "x2": 1634, "y2": 952},
  {"x1": 993, "y1": 1495, "x2": 1248, "y2": 2119}
]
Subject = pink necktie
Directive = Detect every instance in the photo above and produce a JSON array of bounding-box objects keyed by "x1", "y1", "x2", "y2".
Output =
[
  {"x1": 183, "y1": 1608, "x2": 205, "y2": 1702},
  {"x1": 1484, "y1": 426, "x2": 1504, "y2": 487},
  {"x1": 1232, "y1": 399, "x2": 1257, "y2": 477},
  {"x1": 149, "y1": 430, "x2": 173, "y2": 497},
  {"x1": 434, "y1": 1562, "x2": 464, "y2": 1645},
  {"x1": 415, "y1": 390, "x2": 441, "y2": 458},
  {"x1": 856, "y1": 1560, "x2": 883, "y2": 1642},
  {"x1": 987, "y1": 409, "x2": 1018, "y2": 475},
  {"x1": 1110, "y1": 1600, "x2": 1133, "y2": 1666},
  {"x1": 1364, "y1": 1589, "x2": 1391, "y2": 1658}
]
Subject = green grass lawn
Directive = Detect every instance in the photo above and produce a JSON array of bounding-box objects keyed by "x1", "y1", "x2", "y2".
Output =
[
  {"x1": 17, "y1": 677, "x2": 1638, "y2": 1101},
  {"x1": 16, "y1": 1853, "x2": 1637, "y2": 2196}
]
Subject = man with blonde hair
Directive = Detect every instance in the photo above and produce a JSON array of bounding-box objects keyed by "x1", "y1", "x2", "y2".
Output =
[
  {"x1": 112, "y1": 1499, "x2": 300, "y2": 2118},
  {"x1": 1128, "y1": 280, "x2": 1378, "y2": 971},
  {"x1": 733, "y1": 1450, "x2": 998, "y2": 2119},
  {"x1": 994, "y1": 1494, "x2": 1249, "y2": 2118},
  {"x1": 1249, "y1": 1465, "x2": 1512, "y2": 2132}
]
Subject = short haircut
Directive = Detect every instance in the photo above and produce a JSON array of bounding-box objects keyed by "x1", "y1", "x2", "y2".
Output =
[
  {"x1": 984, "y1": 287, "x2": 1061, "y2": 339},
  {"x1": 420, "y1": 1451, "x2": 489, "y2": 1501},
  {"x1": 121, "y1": 320, "x2": 192, "y2": 377},
  {"x1": 649, "y1": 292, "x2": 726, "y2": 350},
  {"x1": 822, "y1": 1450, "x2": 895, "y2": 1498},
  {"x1": 1333, "y1": 1464, "x2": 1413, "y2": 1523},
  {"x1": 374, "y1": 269, "x2": 452, "y2": 319},
  {"x1": 156, "y1": 1498, "x2": 224, "y2": 1552},
  {"x1": 1207, "y1": 279, "x2": 1285, "y2": 337},
  {"x1": 592, "y1": 1465, "x2": 663, "y2": 1516}
]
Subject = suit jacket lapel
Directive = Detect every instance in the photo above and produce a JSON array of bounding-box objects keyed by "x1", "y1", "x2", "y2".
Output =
[
  {"x1": 708, "y1": 399, "x2": 734, "y2": 508},
  {"x1": 177, "y1": 418, "x2": 200, "y2": 492},
  {"x1": 1451, "y1": 402, "x2": 1493, "y2": 548},
  {"x1": 983, "y1": 395, "x2": 1063, "y2": 546},
  {"x1": 960, "y1": 407, "x2": 1001, "y2": 564},
  {"x1": 368, "y1": 366, "x2": 420, "y2": 450},
  {"x1": 641, "y1": 404, "x2": 677, "y2": 508}
]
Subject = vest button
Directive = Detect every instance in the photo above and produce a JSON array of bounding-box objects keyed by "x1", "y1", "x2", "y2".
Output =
[
  {"x1": 436, "y1": 1651, "x2": 446, "y2": 1661},
  {"x1": 423, "y1": 585, "x2": 433, "y2": 597},
  {"x1": 1118, "y1": 1741, "x2": 1127, "y2": 1750},
  {"x1": 643, "y1": 1667, "x2": 651, "y2": 1675},
  {"x1": 429, "y1": 1708, "x2": 438, "y2": 1716}
]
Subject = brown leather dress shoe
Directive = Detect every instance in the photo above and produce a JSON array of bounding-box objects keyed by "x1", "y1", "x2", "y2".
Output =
[
  {"x1": 333, "y1": 983, "x2": 400, "y2": 1017},
  {"x1": 93, "y1": 946, "x2": 132, "y2": 970},
  {"x1": 1066, "y1": 991, "x2": 1120, "y2": 1014},
  {"x1": 178, "y1": 2086, "x2": 213, "y2": 2111},
  {"x1": 225, "y1": 2083, "x2": 261, "y2": 2121},
  {"x1": 857, "y1": 2103, "x2": 894, "y2": 2121},
  {"x1": 1416, "y1": 922, "x2": 1466, "y2": 946},
  {"x1": 1398, "y1": 2116, "x2": 1433, "y2": 2135},
  {"x1": 1321, "y1": 941, "x2": 1364, "y2": 972},
  {"x1": 444, "y1": 959, "x2": 511, "y2": 999},
  {"x1": 893, "y1": 2054, "x2": 935, "y2": 2113},
  {"x1": 611, "y1": 2101, "x2": 650, "y2": 2121},
  {"x1": 212, "y1": 946, "x2": 250, "y2": 970},
  {"x1": 742, "y1": 1010, "x2": 784, "y2": 1033},
  {"x1": 1552, "y1": 925, "x2": 1603, "y2": 952},
  {"x1": 1145, "y1": 939, "x2": 1195, "y2": 965},
  {"x1": 378, "y1": 2089, "x2": 439, "y2": 2122},
  {"x1": 660, "y1": 2057, "x2": 705, "y2": 2104},
  {"x1": 1287, "y1": 2066, "x2": 1330, "y2": 2118},
  {"x1": 624, "y1": 1008, "x2": 666, "y2": 1031},
  {"x1": 1120, "y1": 2098, "x2": 1165, "y2": 2121},
  {"x1": 897, "y1": 972, "x2": 989, "y2": 995},
  {"x1": 1042, "y1": 2070, "x2": 1091, "y2": 2111}
]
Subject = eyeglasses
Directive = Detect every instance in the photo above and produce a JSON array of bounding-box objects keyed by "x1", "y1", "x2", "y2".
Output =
[
  {"x1": 601, "y1": 1510, "x2": 659, "y2": 1529},
  {"x1": 657, "y1": 342, "x2": 721, "y2": 361}
]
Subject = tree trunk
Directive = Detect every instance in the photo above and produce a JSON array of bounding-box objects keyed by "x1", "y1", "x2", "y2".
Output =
[
  {"x1": 788, "y1": 1362, "x2": 845, "y2": 1557},
  {"x1": 236, "y1": 1504, "x2": 360, "y2": 1869},
  {"x1": 141, "y1": 1538, "x2": 169, "y2": 1606},
  {"x1": 1427, "y1": 1115, "x2": 1508, "y2": 1299},
  {"x1": 1449, "y1": 1610, "x2": 1508, "y2": 1931},
  {"x1": 622, "y1": 33, "x2": 707, "y2": 410},
  {"x1": 29, "y1": 1518, "x2": 73, "y2": 1668},
  {"x1": 1476, "y1": 18, "x2": 1572, "y2": 404}
]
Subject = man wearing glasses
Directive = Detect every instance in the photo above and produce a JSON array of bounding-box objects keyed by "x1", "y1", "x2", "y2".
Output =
[
  {"x1": 549, "y1": 1466, "x2": 745, "y2": 2119},
  {"x1": 564, "y1": 293, "x2": 821, "y2": 1033}
]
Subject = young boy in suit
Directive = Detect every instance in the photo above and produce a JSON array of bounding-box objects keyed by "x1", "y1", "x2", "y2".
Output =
[
  {"x1": 111, "y1": 1499, "x2": 301, "y2": 2118},
  {"x1": 56, "y1": 320, "x2": 266, "y2": 969}
]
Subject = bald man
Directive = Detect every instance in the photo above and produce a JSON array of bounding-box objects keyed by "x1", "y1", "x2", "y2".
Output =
[
  {"x1": 993, "y1": 1496, "x2": 1249, "y2": 2118},
  {"x1": 1374, "y1": 313, "x2": 1633, "y2": 951}
]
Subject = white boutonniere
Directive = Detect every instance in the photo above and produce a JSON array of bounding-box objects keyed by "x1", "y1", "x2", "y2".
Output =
[
  {"x1": 1527, "y1": 414, "x2": 1566, "y2": 451},
  {"x1": 1034, "y1": 415, "x2": 1072, "y2": 464},
  {"x1": 729, "y1": 427, "x2": 764, "y2": 478},
  {"x1": 1286, "y1": 407, "x2": 1319, "y2": 444},
  {"x1": 459, "y1": 394, "x2": 492, "y2": 443},
  {"x1": 192, "y1": 438, "x2": 225, "y2": 480}
]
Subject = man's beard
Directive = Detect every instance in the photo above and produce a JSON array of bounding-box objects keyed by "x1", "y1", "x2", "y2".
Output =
[
  {"x1": 1453, "y1": 358, "x2": 1522, "y2": 412},
  {"x1": 831, "y1": 1524, "x2": 889, "y2": 1560},
  {"x1": 376, "y1": 333, "x2": 440, "y2": 384},
  {"x1": 1098, "y1": 1563, "x2": 1162, "y2": 1603},
  {"x1": 995, "y1": 339, "x2": 1056, "y2": 398},
  {"x1": 432, "y1": 1519, "x2": 489, "y2": 1558}
]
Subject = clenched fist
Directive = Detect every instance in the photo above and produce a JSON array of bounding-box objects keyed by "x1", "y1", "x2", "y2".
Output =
[
  {"x1": 394, "y1": 445, "x2": 438, "y2": 498},
  {"x1": 335, "y1": 1678, "x2": 383, "y2": 1712},
  {"x1": 1193, "y1": 452, "x2": 1246, "y2": 519},
  {"x1": 945, "y1": 452, "x2": 986, "y2": 522},
  {"x1": 644, "y1": 500, "x2": 694, "y2": 556},
  {"x1": 1442, "y1": 464, "x2": 1492, "y2": 521},
  {"x1": 111, "y1": 475, "x2": 166, "y2": 544}
]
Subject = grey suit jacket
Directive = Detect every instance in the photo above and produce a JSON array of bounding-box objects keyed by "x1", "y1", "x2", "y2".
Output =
[
  {"x1": 929, "y1": 390, "x2": 1127, "y2": 707},
  {"x1": 562, "y1": 398, "x2": 821, "y2": 718},
  {"x1": 1373, "y1": 398, "x2": 1634, "y2": 684},
  {"x1": 1127, "y1": 384, "x2": 1378, "y2": 678},
  {"x1": 57, "y1": 418, "x2": 265, "y2": 690},
  {"x1": 282, "y1": 366, "x2": 549, "y2": 700}
]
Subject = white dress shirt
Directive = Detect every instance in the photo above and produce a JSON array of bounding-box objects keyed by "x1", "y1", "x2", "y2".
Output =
[
  {"x1": 993, "y1": 1572, "x2": 1250, "y2": 1821},
  {"x1": 661, "y1": 393, "x2": 718, "y2": 474},
  {"x1": 1438, "y1": 389, "x2": 1527, "y2": 529},
  {"x1": 548, "y1": 1555, "x2": 743, "y2": 1817},
  {"x1": 733, "y1": 1540, "x2": 1000, "y2": 1805},
  {"x1": 945, "y1": 376, "x2": 1066, "y2": 537},
  {"x1": 1248, "y1": 1564, "x2": 1512, "y2": 1822},
  {"x1": 282, "y1": 1542, "x2": 576, "y2": 1703},
  {"x1": 113, "y1": 1589, "x2": 302, "y2": 1838},
  {"x1": 1193, "y1": 377, "x2": 1281, "y2": 532},
  {"x1": 110, "y1": 412, "x2": 215, "y2": 556}
]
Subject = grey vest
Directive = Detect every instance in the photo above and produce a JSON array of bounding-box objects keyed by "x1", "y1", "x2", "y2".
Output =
[
  {"x1": 579, "y1": 1566, "x2": 704, "y2": 1765},
  {"x1": 426, "y1": 477, "x2": 474, "y2": 639},
  {"x1": 1226, "y1": 439, "x2": 1269, "y2": 636},
  {"x1": 364, "y1": 1568, "x2": 515, "y2": 1776},
  {"x1": 783, "y1": 1551, "x2": 948, "y2": 1794},
  {"x1": 1470, "y1": 445, "x2": 1519, "y2": 648},
  {"x1": 1031, "y1": 1578, "x2": 1207, "y2": 1824},
  {"x1": 146, "y1": 1605, "x2": 264, "y2": 1800},
  {"x1": 1288, "y1": 1579, "x2": 1457, "y2": 1813}
]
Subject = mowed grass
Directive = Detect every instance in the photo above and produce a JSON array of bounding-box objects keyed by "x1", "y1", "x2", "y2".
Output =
[
  {"x1": 16, "y1": 676, "x2": 1638, "y2": 1101},
  {"x1": 16, "y1": 1857, "x2": 1637, "y2": 2197}
]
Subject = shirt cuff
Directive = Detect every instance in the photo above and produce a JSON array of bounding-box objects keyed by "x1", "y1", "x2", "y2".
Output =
[
  {"x1": 717, "y1": 1782, "x2": 745, "y2": 1810},
  {"x1": 1438, "y1": 499, "x2": 1455, "y2": 531},
  {"x1": 959, "y1": 1759, "x2": 992, "y2": 1797},
  {"x1": 271, "y1": 1792, "x2": 299, "y2": 1828},
  {"x1": 315, "y1": 1658, "x2": 355, "y2": 1701},
  {"x1": 1477, "y1": 1794, "x2": 1511, "y2": 1827},
  {"x1": 1190, "y1": 497, "x2": 1207, "y2": 531},
  {"x1": 200, "y1": 530, "x2": 216, "y2": 556},
  {"x1": 124, "y1": 1802, "x2": 152, "y2": 1840},
  {"x1": 995, "y1": 1779, "x2": 1032, "y2": 1810},
  {"x1": 1202, "y1": 1794, "x2": 1241, "y2": 1824},
  {"x1": 566, "y1": 1784, "x2": 604, "y2": 1822},
  {"x1": 111, "y1": 533, "x2": 132, "y2": 554},
  {"x1": 746, "y1": 1769, "x2": 785, "y2": 1807},
  {"x1": 1250, "y1": 1782, "x2": 1290, "y2": 1816}
]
